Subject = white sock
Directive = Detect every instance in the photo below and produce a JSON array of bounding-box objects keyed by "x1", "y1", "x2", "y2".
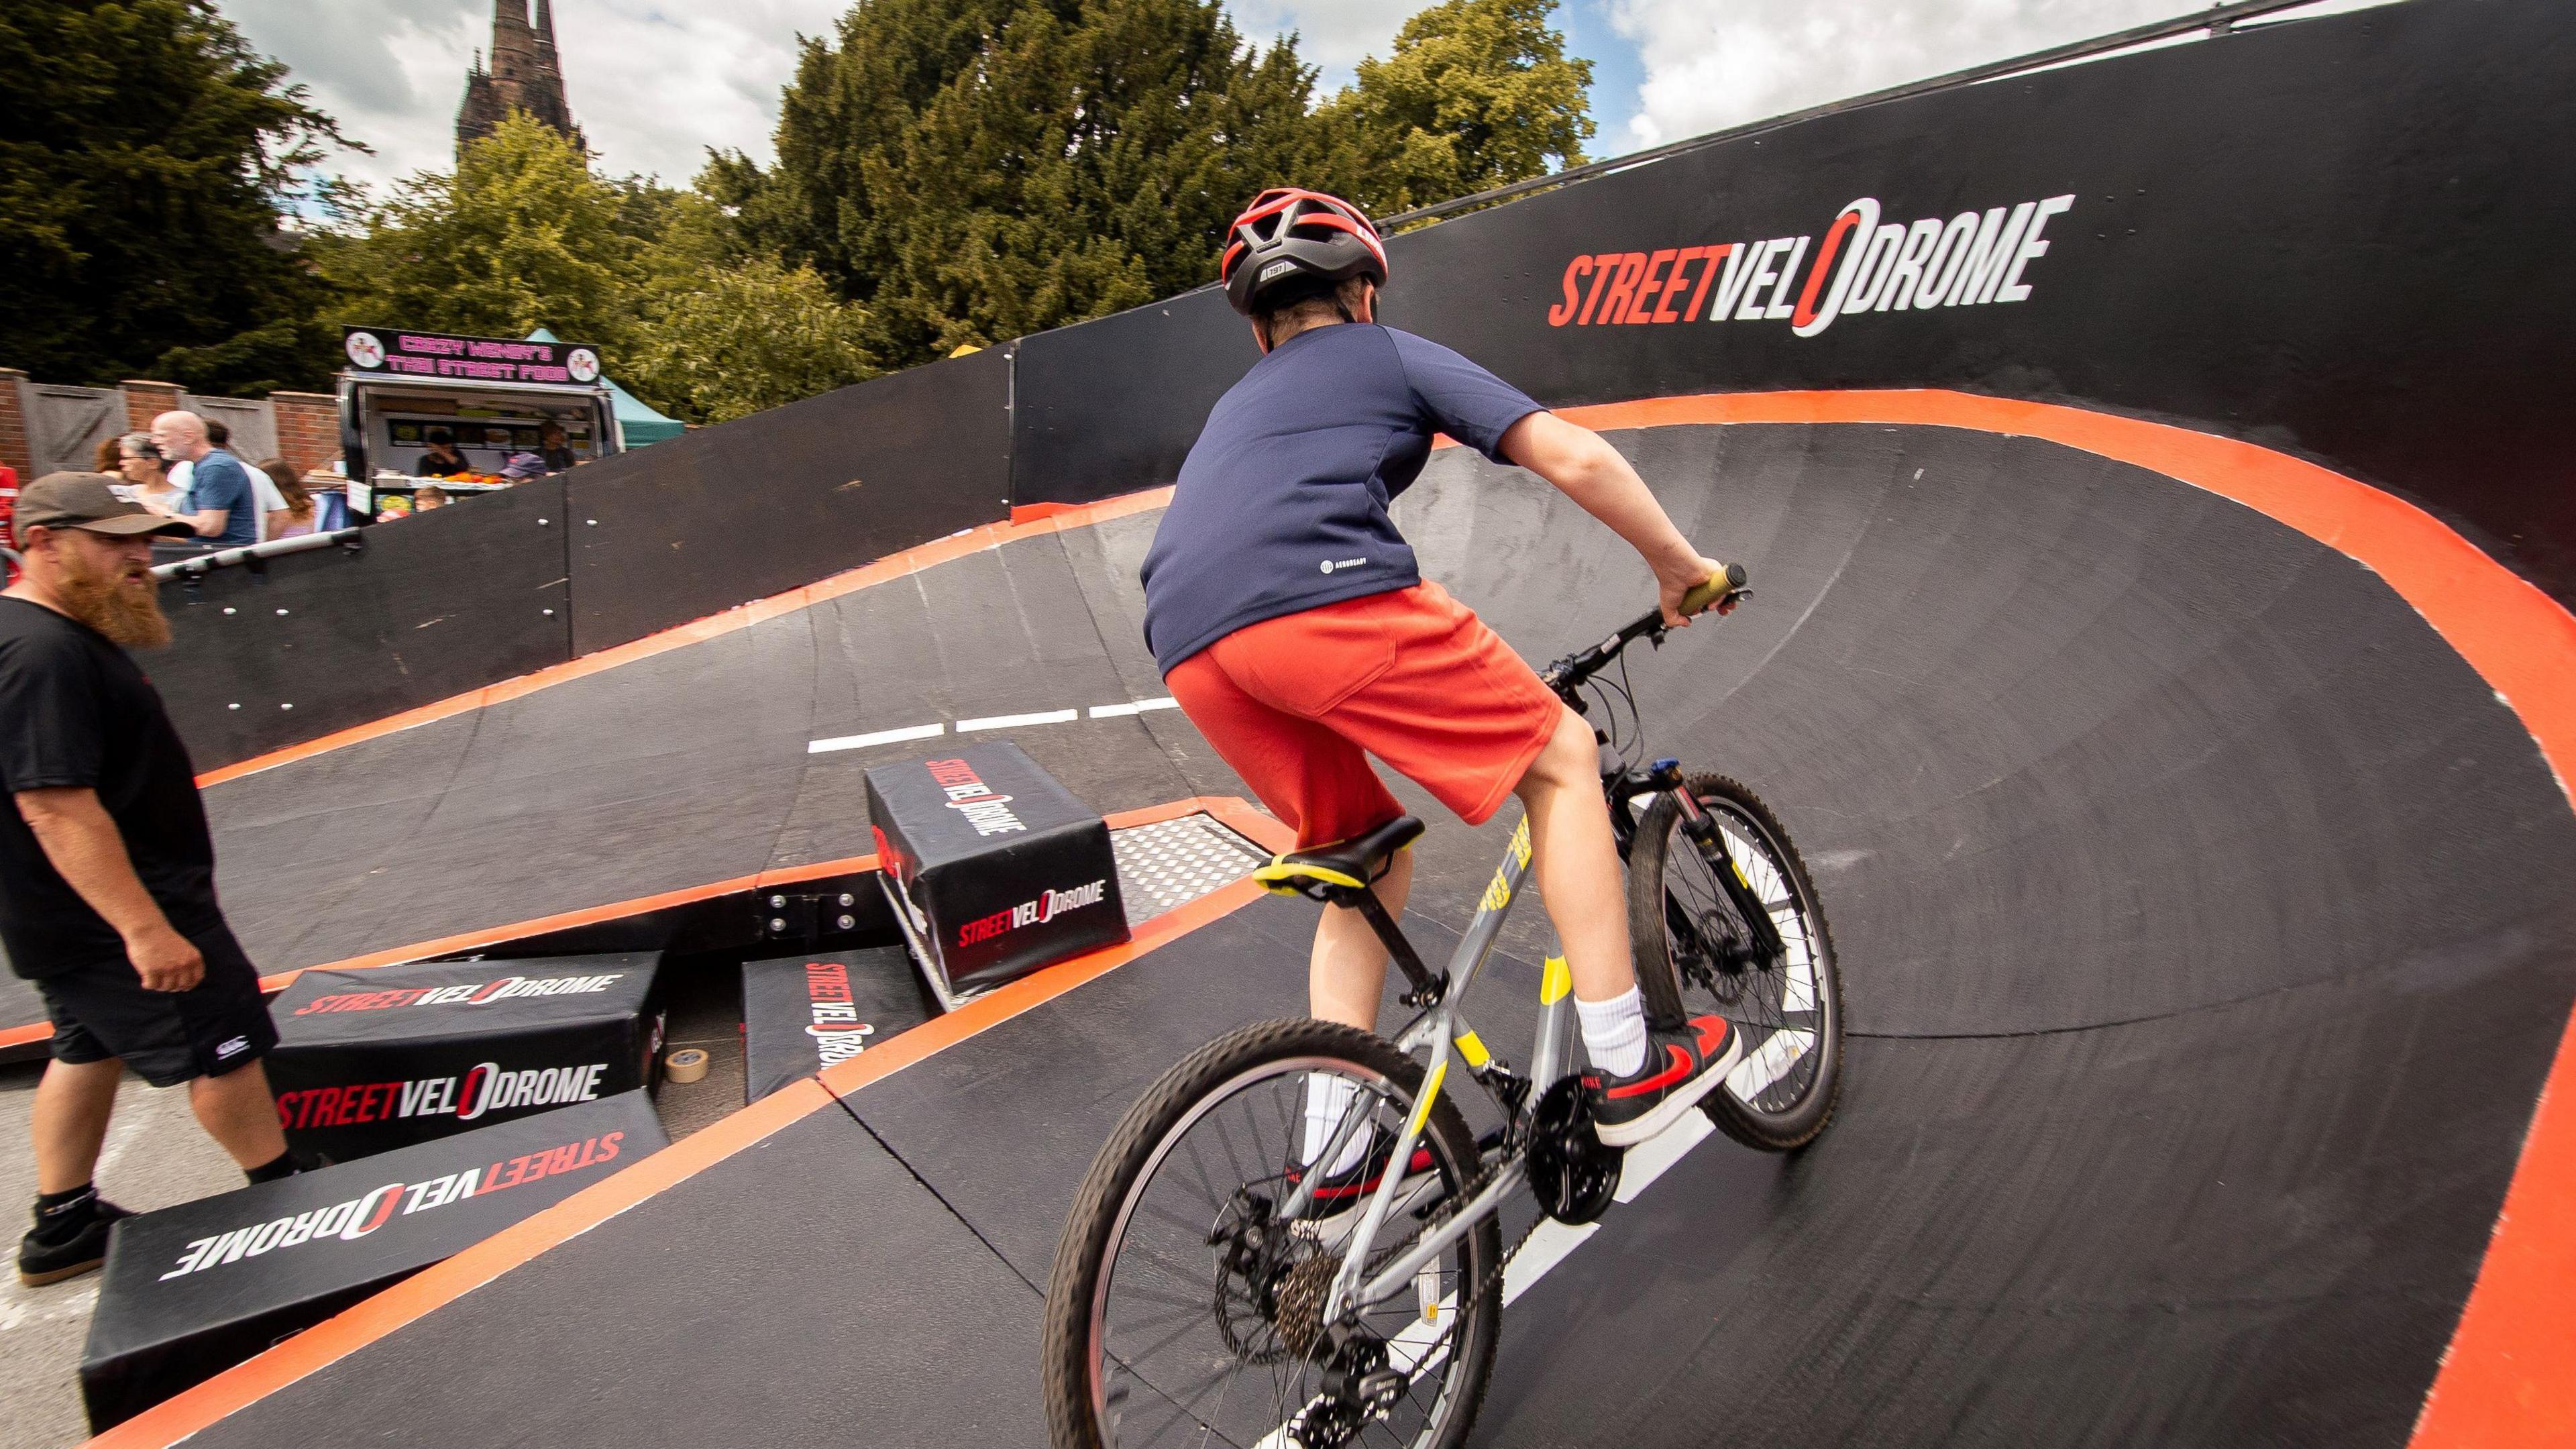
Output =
[
  {"x1": 1303, "y1": 1074, "x2": 1370, "y2": 1175},
  {"x1": 1576, "y1": 987, "x2": 1650, "y2": 1077}
]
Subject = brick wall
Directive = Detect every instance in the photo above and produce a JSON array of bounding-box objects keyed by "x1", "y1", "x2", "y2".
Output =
[
  {"x1": 269, "y1": 392, "x2": 343, "y2": 478},
  {"x1": 0, "y1": 368, "x2": 29, "y2": 478},
  {"x1": 121, "y1": 380, "x2": 184, "y2": 433}
]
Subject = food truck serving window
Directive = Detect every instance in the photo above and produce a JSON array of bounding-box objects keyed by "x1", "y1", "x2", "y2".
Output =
[{"x1": 338, "y1": 327, "x2": 621, "y2": 522}]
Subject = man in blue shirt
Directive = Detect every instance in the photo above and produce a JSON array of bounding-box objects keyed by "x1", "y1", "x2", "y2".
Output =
[
  {"x1": 150, "y1": 411, "x2": 256, "y2": 549},
  {"x1": 1144, "y1": 189, "x2": 1741, "y2": 1157}
]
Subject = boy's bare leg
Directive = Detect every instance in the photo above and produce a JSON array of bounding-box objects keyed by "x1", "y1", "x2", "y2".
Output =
[
  {"x1": 1309, "y1": 848, "x2": 1413, "y2": 1030},
  {"x1": 189, "y1": 1059, "x2": 288, "y2": 1171},
  {"x1": 31, "y1": 1058, "x2": 124, "y2": 1195},
  {"x1": 1513, "y1": 706, "x2": 1638, "y2": 1003}
]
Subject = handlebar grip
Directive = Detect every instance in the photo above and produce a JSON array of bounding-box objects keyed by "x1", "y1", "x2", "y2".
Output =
[{"x1": 1676, "y1": 562, "x2": 1749, "y2": 617}]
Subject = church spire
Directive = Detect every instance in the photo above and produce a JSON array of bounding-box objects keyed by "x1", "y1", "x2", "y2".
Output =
[{"x1": 455, "y1": 0, "x2": 580, "y2": 159}]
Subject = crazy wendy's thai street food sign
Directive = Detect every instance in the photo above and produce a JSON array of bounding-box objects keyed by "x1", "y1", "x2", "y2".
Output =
[{"x1": 342, "y1": 325, "x2": 603, "y2": 386}]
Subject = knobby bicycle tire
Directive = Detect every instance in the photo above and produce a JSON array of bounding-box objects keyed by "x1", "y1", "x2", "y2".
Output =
[
  {"x1": 1628, "y1": 773, "x2": 1845, "y2": 1151},
  {"x1": 1042, "y1": 1018, "x2": 1501, "y2": 1449}
]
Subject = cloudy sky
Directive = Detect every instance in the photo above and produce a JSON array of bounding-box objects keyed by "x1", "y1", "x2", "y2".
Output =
[{"x1": 218, "y1": 0, "x2": 2344, "y2": 193}]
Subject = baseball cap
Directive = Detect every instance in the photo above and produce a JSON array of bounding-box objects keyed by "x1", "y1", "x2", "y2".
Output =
[{"x1": 15, "y1": 472, "x2": 196, "y2": 537}]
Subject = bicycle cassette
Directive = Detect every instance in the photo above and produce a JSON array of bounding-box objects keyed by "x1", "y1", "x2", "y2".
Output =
[{"x1": 1527, "y1": 1077, "x2": 1621, "y2": 1225}]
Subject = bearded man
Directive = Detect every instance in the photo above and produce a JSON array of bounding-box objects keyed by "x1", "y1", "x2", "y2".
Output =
[{"x1": 1, "y1": 474, "x2": 302, "y2": 1287}]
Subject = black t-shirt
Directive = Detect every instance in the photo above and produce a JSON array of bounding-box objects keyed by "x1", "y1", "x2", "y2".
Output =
[
  {"x1": 415, "y1": 449, "x2": 473, "y2": 477},
  {"x1": 0, "y1": 597, "x2": 219, "y2": 977}
]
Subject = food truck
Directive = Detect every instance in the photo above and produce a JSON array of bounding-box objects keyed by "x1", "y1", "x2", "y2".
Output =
[{"x1": 337, "y1": 327, "x2": 621, "y2": 520}]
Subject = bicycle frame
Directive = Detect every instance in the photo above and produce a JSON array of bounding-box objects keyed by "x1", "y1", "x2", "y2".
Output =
[
  {"x1": 1285, "y1": 811, "x2": 1552, "y2": 1326},
  {"x1": 1289, "y1": 590, "x2": 1770, "y2": 1330}
]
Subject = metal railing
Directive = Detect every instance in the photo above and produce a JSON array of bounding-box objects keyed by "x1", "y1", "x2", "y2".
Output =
[{"x1": 150, "y1": 527, "x2": 364, "y2": 582}]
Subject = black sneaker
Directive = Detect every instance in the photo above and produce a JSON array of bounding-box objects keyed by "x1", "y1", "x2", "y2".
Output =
[
  {"x1": 1584, "y1": 1014, "x2": 1741, "y2": 1148},
  {"x1": 17, "y1": 1197, "x2": 133, "y2": 1287},
  {"x1": 1287, "y1": 1126, "x2": 1436, "y2": 1218}
]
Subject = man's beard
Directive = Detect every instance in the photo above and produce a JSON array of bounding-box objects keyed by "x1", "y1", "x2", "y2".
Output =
[{"x1": 56, "y1": 549, "x2": 172, "y2": 649}]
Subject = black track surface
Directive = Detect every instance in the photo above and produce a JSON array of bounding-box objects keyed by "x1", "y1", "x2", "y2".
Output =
[{"x1": 113, "y1": 425, "x2": 2576, "y2": 1444}]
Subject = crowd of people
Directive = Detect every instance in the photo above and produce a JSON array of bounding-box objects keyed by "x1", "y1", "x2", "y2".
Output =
[{"x1": 91, "y1": 411, "x2": 346, "y2": 552}]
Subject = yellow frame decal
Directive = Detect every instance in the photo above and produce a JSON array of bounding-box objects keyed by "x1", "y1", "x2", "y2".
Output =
[
  {"x1": 1408, "y1": 1057, "x2": 1449, "y2": 1136},
  {"x1": 1540, "y1": 955, "x2": 1571, "y2": 1004}
]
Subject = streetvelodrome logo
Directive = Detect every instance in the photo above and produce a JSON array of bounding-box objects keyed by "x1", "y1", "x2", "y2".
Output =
[{"x1": 1546, "y1": 193, "x2": 2078, "y2": 337}]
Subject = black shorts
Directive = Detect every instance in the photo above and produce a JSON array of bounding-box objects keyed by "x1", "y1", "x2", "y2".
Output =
[{"x1": 36, "y1": 924, "x2": 278, "y2": 1088}]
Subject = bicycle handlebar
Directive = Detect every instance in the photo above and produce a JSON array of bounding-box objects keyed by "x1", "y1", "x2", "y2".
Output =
[{"x1": 1540, "y1": 563, "x2": 1751, "y2": 694}]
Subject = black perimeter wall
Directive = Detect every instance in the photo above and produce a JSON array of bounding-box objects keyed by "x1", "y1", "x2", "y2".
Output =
[{"x1": 162, "y1": 0, "x2": 2575, "y2": 769}]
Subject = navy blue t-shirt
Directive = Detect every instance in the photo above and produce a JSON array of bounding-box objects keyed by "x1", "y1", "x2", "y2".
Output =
[
  {"x1": 188, "y1": 449, "x2": 258, "y2": 549},
  {"x1": 1140, "y1": 324, "x2": 1543, "y2": 672}
]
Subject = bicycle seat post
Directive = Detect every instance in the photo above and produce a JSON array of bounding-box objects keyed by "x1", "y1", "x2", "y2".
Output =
[{"x1": 1341, "y1": 886, "x2": 1445, "y2": 1007}]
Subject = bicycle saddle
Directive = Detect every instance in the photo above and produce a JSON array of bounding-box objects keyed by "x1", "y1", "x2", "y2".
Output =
[{"x1": 1252, "y1": 815, "x2": 1426, "y2": 899}]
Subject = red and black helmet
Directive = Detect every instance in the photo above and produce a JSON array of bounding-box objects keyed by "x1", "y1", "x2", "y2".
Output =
[{"x1": 1218, "y1": 188, "x2": 1389, "y2": 317}]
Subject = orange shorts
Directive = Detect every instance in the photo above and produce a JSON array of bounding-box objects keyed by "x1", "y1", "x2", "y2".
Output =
[{"x1": 1166, "y1": 582, "x2": 1566, "y2": 849}]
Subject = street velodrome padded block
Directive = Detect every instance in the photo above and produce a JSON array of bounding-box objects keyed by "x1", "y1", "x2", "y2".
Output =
[
  {"x1": 741, "y1": 947, "x2": 939, "y2": 1101},
  {"x1": 865, "y1": 743, "x2": 1129, "y2": 999},
  {"x1": 266, "y1": 953, "x2": 663, "y2": 1162},
  {"x1": 80, "y1": 1090, "x2": 666, "y2": 1430}
]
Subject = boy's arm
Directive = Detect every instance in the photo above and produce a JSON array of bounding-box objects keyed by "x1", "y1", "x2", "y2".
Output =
[{"x1": 1500, "y1": 411, "x2": 1727, "y2": 625}]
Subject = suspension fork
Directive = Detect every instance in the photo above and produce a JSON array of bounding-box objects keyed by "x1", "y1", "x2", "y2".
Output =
[{"x1": 1652, "y1": 763, "x2": 1786, "y2": 963}]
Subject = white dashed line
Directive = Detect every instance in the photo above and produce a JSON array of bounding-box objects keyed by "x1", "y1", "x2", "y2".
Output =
[
  {"x1": 1089, "y1": 697, "x2": 1180, "y2": 718},
  {"x1": 808, "y1": 699, "x2": 1184, "y2": 753},
  {"x1": 808, "y1": 722, "x2": 945, "y2": 755},
  {"x1": 957, "y1": 708, "x2": 1081, "y2": 732}
]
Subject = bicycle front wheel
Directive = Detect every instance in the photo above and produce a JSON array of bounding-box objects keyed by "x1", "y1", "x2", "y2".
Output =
[
  {"x1": 1042, "y1": 1018, "x2": 1500, "y2": 1449},
  {"x1": 1629, "y1": 773, "x2": 1844, "y2": 1151}
]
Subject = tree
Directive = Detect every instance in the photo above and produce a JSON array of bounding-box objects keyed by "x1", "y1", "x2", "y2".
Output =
[
  {"x1": 315, "y1": 114, "x2": 648, "y2": 351},
  {"x1": 727, "y1": 0, "x2": 1593, "y2": 370},
  {"x1": 624, "y1": 258, "x2": 875, "y2": 423},
  {"x1": 1314, "y1": 0, "x2": 1594, "y2": 219},
  {"x1": 730, "y1": 0, "x2": 1323, "y2": 367},
  {"x1": 0, "y1": 0, "x2": 355, "y2": 394}
]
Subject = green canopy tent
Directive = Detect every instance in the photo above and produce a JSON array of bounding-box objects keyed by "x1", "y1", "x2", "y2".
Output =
[{"x1": 525, "y1": 329, "x2": 685, "y2": 448}]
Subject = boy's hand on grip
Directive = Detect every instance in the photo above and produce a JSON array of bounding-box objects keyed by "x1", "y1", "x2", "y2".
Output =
[{"x1": 1661, "y1": 558, "x2": 1746, "y2": 626}]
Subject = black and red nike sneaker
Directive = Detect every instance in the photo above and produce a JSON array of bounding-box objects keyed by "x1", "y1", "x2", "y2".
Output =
[
  {"x1": 1287, "y1": 1126, "x2": 1437, "y2": 1219},
  {"x1": 1584, "y1": 1014, "x2": 1741, "y2": 1148}
]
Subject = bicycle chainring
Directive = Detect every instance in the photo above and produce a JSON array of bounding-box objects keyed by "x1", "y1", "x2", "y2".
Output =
[{"x1": 1526, "y1": 1077, "x2": 1621, "y2": 1225}]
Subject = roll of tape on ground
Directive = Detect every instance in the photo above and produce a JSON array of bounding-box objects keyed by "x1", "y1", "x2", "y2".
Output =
[{"x1": 665, "y1": 1048, "x2": 710, "y2": 1084}]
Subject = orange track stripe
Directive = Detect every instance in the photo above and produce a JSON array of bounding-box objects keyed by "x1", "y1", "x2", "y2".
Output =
[
  {"x1": 2414, "y1": 1006, "x2": 2576, "y2": 1445},
  {"x1": 191, "y1": 487, "x2": 1175, "y2": 790},
  {"x1": 87, "y1": 824, "x2": 1274, "y2": 1449}
]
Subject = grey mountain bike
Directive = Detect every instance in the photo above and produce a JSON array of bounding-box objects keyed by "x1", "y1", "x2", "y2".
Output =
[{"x1": 1043, "y1": 566, "x2": 1843, "y2": 1449}]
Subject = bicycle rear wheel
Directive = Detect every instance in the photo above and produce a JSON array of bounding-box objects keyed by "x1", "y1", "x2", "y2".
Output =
[
  {"x1": 1628, "y1": 773, "x2": 1843, "y2": 1150},
  {"x1": 1042, "y1": 1018, "x2": 1501, "y2": 1449}
]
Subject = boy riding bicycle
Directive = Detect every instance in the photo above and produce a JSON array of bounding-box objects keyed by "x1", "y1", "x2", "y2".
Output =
[{"x1": 1142, "y1": 189, "x2": 1742, "y2": 1159}]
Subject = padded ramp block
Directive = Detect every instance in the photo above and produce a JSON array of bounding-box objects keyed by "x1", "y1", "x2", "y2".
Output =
[
  {"x1": 81, "y1": 1090, "x2": 665, "y2": 1431},
  {"x1": 180, "y1": 1099, "x2": 1047, "y2": 1449},
  {"x1": 867, "y1": 743, "x2": 1129, "y2": 999},
  {"x1": 267, "y1": 954, "x2": 662, "y2": 1161},
  {"x1": 741, "y1": 946, "x2": 935, "y2": 1101}
]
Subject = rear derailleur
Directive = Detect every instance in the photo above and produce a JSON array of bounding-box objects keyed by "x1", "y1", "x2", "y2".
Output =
[{"x1": 1289, "y1": 1328, "x2": 1407, "y2": 1448}]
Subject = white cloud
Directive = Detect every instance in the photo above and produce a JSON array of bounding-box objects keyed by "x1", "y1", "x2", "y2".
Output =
[
  {"x1": 1226, "y1": 0, "x2": 1406, "y2": 87},
  {"x1": 1609, "y1": 0, "x2": 2232, "y2": 150}
]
